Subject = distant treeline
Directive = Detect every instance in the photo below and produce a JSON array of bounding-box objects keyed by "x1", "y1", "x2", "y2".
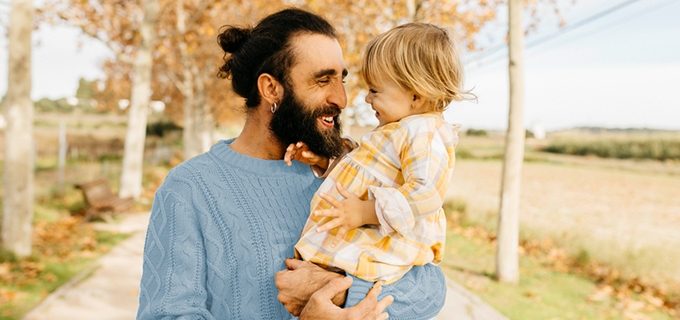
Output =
[{"x1": 542, "y1": 138, "x2": 680, "y2": 161}]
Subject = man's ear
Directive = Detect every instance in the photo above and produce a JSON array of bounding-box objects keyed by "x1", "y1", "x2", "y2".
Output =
[{"x1": 257, "y1": 73, "x2": 284, "y2": 105}]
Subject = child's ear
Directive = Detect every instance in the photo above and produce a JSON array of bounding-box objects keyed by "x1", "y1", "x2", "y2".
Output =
[{"x1": 411, "y1": 94, "x2": 426, "y2": 109}]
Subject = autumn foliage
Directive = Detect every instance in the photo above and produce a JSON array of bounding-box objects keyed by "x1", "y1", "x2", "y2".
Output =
[{"x1": 40, "y1": 0, "x2": 565, "y2": 128}]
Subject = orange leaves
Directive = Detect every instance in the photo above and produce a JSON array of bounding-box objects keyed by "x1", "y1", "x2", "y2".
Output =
[{"x1": 33, "y1": 216, "x2": 96, "y2": 261}]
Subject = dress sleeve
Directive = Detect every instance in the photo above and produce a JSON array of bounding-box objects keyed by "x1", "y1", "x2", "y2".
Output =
[
  {"x1": 369, "y1": 124, "x2": 453, "y2": 236},
  {"x1": 136, "y1": 178, "x2": 215, "y2": 320},
  {"x1": 311, "y1": 136, "x2": 359, "y2": 178},
  {"x1": 345, "y1": 264, "x2": 447, "y2": 319}
]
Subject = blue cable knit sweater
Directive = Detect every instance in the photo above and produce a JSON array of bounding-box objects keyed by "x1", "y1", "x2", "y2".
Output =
[{"x1": 137, "y1": 139, "x2": 446, "y2": 319}]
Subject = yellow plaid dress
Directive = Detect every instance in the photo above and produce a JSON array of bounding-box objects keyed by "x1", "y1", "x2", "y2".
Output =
[{"x1": 295, "y1": 113, "x2": 460, "y2": 284}]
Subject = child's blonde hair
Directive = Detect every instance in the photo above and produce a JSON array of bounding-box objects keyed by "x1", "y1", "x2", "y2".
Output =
[{"x1": 361, "y1": 23, "x2": 474, "y2": 112}]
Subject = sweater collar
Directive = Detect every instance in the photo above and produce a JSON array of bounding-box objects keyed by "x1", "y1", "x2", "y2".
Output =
[{"x1": 209, "y1": 138, "x2": 310, "y2": 176}]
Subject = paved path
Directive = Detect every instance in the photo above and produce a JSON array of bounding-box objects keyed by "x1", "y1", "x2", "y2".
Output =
[{"x1": 22, "y1": 213, "x2": 507, "y2": 320}]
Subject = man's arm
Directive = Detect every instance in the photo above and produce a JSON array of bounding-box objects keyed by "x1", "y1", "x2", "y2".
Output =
[
  {"x1": 299, "y1": 276, "x2": 393, "y2": 320},
  {"x1": 345, "y1": 264, "x2": 447, "y2": 320},
  {"x1": 275, "y1": 259, "x2": 346, "y2": 316},
  {"x1": 276, "y1": 260, "x2": 446, "y2": 320},
  {"x1": 137, "y1": 180, "x2": 214, "y2": 320}
]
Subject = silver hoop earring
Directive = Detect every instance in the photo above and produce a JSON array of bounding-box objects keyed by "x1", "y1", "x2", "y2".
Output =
[{"x1": 271, "y1": 102, "x2": 277, "y2": 114}]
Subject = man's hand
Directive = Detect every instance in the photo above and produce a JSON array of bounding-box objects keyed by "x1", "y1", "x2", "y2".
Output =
[
  {"x1": 300, "y1": 276, "x2": 394, "y2": 320},
  {"x1": 275, "y1": 258, "x2": 345, "y2": 316},
  {"x1": 314, "y1": 183, "x2": 378, "y2": 247},
  {"x1": 284, "y1": 142, "x2": 329, "y2": 169}
]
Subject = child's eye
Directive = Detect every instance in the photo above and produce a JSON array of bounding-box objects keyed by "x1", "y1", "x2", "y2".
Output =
[{"x1": 369, "y1": 88, "x2": 378, "y2": 94}]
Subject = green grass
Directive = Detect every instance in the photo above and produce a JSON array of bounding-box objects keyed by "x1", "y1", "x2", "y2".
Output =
[{"x1": 441, "y1": 231, "x2": 674, "y2": 320}]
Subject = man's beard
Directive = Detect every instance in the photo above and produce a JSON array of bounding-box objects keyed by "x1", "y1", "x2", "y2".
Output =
[{"x1": 269, "y1": 84, "x2": 344, "y2": 159}]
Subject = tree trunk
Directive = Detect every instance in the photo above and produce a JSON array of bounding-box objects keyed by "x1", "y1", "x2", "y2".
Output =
[
  {"x1": 2, "y1": 0, "x2": 34, "y2": 258},
  {"x1": 175, "y1": 0, "x2": 208, "y2": 160},
  {"x1": 406, "y1": 0, "x2": 417, "y2": 22},
  {"x1": 192, "y1": 64, "x2": 213, "y2": 154},
  {"x1": 119, "y1": 0, "x2": 159, "y2": 199},
  {"x1": 496, "y1": 0, "x2": 525, "y2": 284}
]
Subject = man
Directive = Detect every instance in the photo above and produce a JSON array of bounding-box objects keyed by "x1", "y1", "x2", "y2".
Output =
[{"x1": 137, "y1": 8, "x2": 446, "y2": 320}]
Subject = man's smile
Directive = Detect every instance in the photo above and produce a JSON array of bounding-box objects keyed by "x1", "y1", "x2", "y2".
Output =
[{"x1": 318, "y1": 114, "x2": 336, "y2": 129}]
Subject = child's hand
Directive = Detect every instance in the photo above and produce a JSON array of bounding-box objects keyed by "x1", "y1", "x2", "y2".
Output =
[
  {"x1": 284, "y1": 142, "x2": 329, "y2": 168},
  {"x1": 314, "y1": 183, "x2": 377, "y2": 247}
]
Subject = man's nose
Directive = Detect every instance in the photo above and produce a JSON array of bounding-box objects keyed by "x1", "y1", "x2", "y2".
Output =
[{"x1": 328, "y1": 81, "x2": 347, "y2": 110}]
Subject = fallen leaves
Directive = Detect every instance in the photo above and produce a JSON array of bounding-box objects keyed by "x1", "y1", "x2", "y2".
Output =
[
  {"x1": 0, "y1": 214, "x2": 112, "y2": 312},
  {"x1": 446, "y1": 208, "x2": 680, "y2": 318}
]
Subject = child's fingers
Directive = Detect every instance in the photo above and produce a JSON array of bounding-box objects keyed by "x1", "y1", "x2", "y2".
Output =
[
  {"x1": 316, "y1": 218, "x2": 343, "y2": 233},
  {"x1": 286, "y1": 151, "x2": 299, "y2": 166},
  {"x1": 319, "y1": 192, "x2": 343, "y2": 207},
  {"x1": 302, "y1": 151, "x2": 317, "y2": 160},
  {"x1": 330, "y1": 227, "x2": 349, "y2": 247},
  {"x1": 334, "y1": 182, "x2": 354, "y2": 199},
  {"x1": 313, "y1": 209, "x2": 340, "y2": 218}
]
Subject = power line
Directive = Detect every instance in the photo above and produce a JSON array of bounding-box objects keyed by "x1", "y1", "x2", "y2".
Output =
[
  {"x1": 465, "y1": 0, "x2": 650, "y2": 67},
  {"x1": 467, "y1": 0, "x2": 677, "y2": 71}
]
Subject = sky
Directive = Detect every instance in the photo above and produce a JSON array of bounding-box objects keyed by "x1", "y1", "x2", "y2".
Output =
[{"x1": 0, "y1": 0, "x2": 679, "y2": 131}]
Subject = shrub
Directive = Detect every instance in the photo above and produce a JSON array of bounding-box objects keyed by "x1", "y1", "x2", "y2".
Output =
[
  {"x1": 542, "y1": 138, "x2": 680, "y2": 161},
  {"x1": 466, "y1": 128, "x2": 488, "y2": 137},
  {"x1": 146, "y1": 121, "x2": 182, "y2": 138}
]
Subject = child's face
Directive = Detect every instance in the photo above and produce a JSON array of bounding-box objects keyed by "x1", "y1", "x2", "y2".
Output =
[{"x1": 364, "y1": 78, "x2": 417, "y2": 126}]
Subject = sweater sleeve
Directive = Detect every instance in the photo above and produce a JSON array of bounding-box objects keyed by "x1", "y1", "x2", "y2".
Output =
[
  {"x1": 136, "y1": 178, "x2": 215, "y2": 320},
  {"x1": 345, "y1": 264, "x2": 446, "y2": 319}
]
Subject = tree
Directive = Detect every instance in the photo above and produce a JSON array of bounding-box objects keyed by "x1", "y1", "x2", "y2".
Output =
[
  {"x1": 43, "y1": 0, "x2": 161, "y2": 199},
  {"x1": 496, "y1": 0, "x2": 526, "y2": 284},
  {"x1": 158, "y1": 0, "x2": 286, "y2": 159},
  {"x1": 2, "y1": 0, "x2": 34, "y2": 258},
  {"x1": 302, "y1": 0, "x2": 507, "y2": 126},
  {"x1": 119, "y1": 0, "x2": 159, "y2": 199}
]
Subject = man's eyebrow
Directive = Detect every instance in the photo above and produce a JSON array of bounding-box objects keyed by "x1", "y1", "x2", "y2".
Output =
[{"x1": 314, "y1": 68, "x2": 349, "y2": 79}]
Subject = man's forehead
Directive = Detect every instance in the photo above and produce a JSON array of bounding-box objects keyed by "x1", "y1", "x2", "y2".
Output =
[{"x1": 290, "y1": 33, "x2": 346, "y2": 77}]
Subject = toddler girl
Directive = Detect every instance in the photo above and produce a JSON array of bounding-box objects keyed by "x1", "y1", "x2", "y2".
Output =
[{"x1": 289, "y1": 22, "x2": 474, "y2": 284}]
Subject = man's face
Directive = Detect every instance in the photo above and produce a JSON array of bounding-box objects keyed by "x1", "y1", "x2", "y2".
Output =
[
  {"x1": 269, "y1": 34, "x2": 348, "y2": 159},
  {"x1": 269, "y1": 81, "x2": 343, "y2": 159}
]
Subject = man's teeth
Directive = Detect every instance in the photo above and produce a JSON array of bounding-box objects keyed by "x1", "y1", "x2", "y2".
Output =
[{"x1": 322, "y1": 116, "x2": 333, "y2": 123}]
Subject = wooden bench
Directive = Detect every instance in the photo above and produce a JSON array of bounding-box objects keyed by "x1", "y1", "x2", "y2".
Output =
[{"x1": 75, "y1": 178, "x2": 133, "y2": 222}]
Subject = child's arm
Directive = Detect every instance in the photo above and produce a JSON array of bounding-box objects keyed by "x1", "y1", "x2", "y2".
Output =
[
  {"x1": 284, "y1": 142, "x2": 329, "y2": 169},
  {"x1": 313, "y1": 182, "x2": 379, "y2": 247},
  {"x1": 284, "y1": 138, "x2": 359, "y2": 177}
]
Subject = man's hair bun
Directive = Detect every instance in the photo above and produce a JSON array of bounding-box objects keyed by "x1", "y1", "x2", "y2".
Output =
[{"x1": 218, "y1": 26, "x2": 252, "y2": 53}]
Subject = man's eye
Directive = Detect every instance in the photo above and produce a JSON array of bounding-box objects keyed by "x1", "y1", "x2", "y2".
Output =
[{"x1": 319, "y1": 78, "x2": 330, "y2": 84}]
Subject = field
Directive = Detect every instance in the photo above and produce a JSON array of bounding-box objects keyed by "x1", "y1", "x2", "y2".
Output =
[
  {"x1": 350, "y1": 126, "x2": 680, "y2": 315},
  {"x1": 1, "y1": 116, "x2": 679, "y2": 318},
  {"x1": 445, "y1": 132, "x2": 680, "y2": 295}
]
